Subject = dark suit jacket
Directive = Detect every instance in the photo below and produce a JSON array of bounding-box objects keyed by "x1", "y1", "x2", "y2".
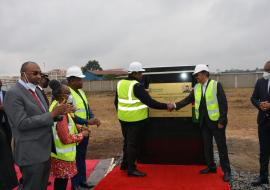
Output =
[
  {"x1": 0, "y1": 90, "x2": 12, "y2": 143},
  {"x1": 175, "y1": 79, "x2": 228, "y2": 128},
  {"x1": 0, "y1": 90, "x2": 7, "y2": 121},
  {"x1": 250, "y1": 78, "x2": 270, "y2": 125},
  {"x1": 4, "y1": 82, "x2": 54, "y2": 166}
]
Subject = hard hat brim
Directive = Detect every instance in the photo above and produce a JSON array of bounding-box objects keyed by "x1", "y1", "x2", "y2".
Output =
[
  {"x1": 192, "y1": 71, "x2": 200, "y2": 75},
  {"x1": 192, "y1": 69, "x2": 208, "y2": 75},
  {"x1": 78, "y1": 74, "x2": 86, "y2": 78},
  {"x1": 66, "y1": 74, "x2": 86, "y2": 78},
  {"x1": 128, "y1": 68, "x2": 145, "y2": 73}
]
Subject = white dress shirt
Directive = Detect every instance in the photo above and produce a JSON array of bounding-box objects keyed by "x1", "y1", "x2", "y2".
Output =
[
  {"x1": 268, "y1": 79, "x2": 270, "y2": 93},
  {"x1": 202, "y1": 79, "x2": 209, "y2": 96},
  {"x1": 0, "y1": 90, "x2": 3, "y2": 104}
]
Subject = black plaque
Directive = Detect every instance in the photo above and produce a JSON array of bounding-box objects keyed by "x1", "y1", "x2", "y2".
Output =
[{"x1": 138, "y1": 66, "x2": 205, "y2": 165}]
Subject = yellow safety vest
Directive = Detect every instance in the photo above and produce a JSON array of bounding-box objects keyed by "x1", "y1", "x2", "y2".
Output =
[
  {"x1": 194, "y1": 80, "x2": 220, "y2": 121},
  {"x1": 117, "y1": 79, "x2": 148, "y2": 122},
  {"x1": 49, "y1": 100, "x2": 77, "y2": 161},
  {"x1": 69, "y1": 88, "x2": 89, "y2": 120}
]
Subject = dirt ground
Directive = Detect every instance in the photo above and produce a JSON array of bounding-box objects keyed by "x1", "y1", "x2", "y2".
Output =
[{"x1": 86, "y1": 88, "x2": 261, "y2": 173}]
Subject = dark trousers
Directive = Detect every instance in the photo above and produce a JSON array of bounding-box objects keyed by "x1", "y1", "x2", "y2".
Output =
[
  {"x1": 120, "y1": 120, "x2": 144, "y2": 172},
  {"x1": 201, "y1": 122, "x2": 231, "y2": 173},
  {"x1": 72, "y1": 136, "x2": 89, "y2": 187},
  {"x1": 20, "y1": 159, "x2": 50, "y2": 190},
  {"x1": 0, "y1": 126, "x2": 18, "y2": 190},
  {"x1": 54, "y1": 178, "x2": 68, "y2": 190},
  {"x1": 258, "y1": 119, "x2": 270, "y2": 179}
]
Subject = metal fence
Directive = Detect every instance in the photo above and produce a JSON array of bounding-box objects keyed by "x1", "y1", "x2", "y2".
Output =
[
  {"x1": 82, "y1": 72, "x2": 262, "y2": 92},
  {"x1": 212, "y1": 72, "x2": 262, "y2": 88},
  {"x1": 0, "y1": 72, "x2": 263, "y2": 92},
  {"x1": 82, "y1": 80, "x2": 119, "y2": 92}
]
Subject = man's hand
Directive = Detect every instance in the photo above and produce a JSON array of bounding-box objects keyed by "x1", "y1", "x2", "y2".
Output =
[
  {"x1": 51, "y1": 103, "x2": 74, "y2": 118},
  {"x1": 218, "y1": 123, "x2": 224, "y2": 129},
  {"x1": 88, "y1": 118, "x2": 101, "y2": 127},
  {"x1": 265, "y1": 102, "x2": 270, "y2": 110},
  {"x1": 260, "y1": 101, "x2": 270, "y2": 111},
  {"x1": 167, "y1": 103, "x2": 175, "y2": 112},
  {"x1": 81, "y1": 130, "x2": 90, "y2": 137}
]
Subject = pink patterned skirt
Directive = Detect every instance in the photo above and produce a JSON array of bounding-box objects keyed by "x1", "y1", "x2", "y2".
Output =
[{"x1": 50, "y1": 157, "x2": 77, "y2": 178}]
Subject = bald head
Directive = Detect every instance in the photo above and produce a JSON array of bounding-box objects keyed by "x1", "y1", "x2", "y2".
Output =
[
  {"x1": 20, "y1": 61, "x2": 39, "y2": 73},
  {"x1": 20, "y1": 61, "x2": 42, "y2": 85},
  {"x1": 264, "y1": 60, "x2": 270, "y2": 72}
]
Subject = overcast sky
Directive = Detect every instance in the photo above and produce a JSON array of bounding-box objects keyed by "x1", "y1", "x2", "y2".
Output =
[{"x1": 0, "y1": 0, "x2": 269, "y2": 75}]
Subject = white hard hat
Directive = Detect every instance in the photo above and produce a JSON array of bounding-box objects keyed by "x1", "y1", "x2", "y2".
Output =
[
  {"x1": 66, "y1": 66, "x2": 85, "y2": 78},
  {"x1": 193, "y1": 64, "x2": 209, "y2": 75},
  {"x1": 128, "y1": 61, "x2": 145, "y2": 73}
]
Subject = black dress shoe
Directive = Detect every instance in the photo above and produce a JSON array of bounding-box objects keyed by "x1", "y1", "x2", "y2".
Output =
[
  {"x1": 223, "y1": 172, "x2": 231, "y2": 182},
  {"x1": 80, "y1": 182, "x2": 95, "y2": 188},
  {"x1": 128, "y1": 170, "x2": 147, "y2": 177},
  {"x1": 199, "y1": 167, "x2": 217, "y2": 174},
  {"x1": 251, "y1": 178, "x2": 269, "y2": 186}
]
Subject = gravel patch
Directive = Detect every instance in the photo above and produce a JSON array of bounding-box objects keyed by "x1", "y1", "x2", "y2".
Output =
[
  {"x1": 230, "y1": 170, "x2": 270, "y2": 190},
  {"x1": 214, "y1": 151, "x2": 270, "y2": 190}
]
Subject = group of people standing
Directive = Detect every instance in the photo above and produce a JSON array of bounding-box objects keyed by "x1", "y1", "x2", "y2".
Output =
[
  {"x1": 115, "y1": 61, "x2": 270, "y2": 187},
  {"x1": 1, "y1": 60, "x2": 270, "y2": 189},
  {"x1": 0, "y1": 62, "x2": 100, "y2": 190},
  {"x1": 115, "y1": 62, "x2": 231, "y2": 182}
]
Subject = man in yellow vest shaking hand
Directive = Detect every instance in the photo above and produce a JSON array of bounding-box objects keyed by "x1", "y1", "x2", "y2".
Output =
[
  {"x1": 174, "y1": 64, "x2": 231, "y2": 182},
  {"x1": 115, "y1": 61, "x2": 174, "y2": 177}
]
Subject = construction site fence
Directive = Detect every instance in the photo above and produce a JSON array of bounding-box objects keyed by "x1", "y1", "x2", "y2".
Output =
[{"x1": 1, "y1": 72, "x2": 263, "y2": 92}]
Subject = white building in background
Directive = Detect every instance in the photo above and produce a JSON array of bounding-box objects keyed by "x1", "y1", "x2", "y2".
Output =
[
  {"x1": 0, "y1": 76, "x2": 19, "y2": 90},
  {"x1": 47, "y1": 69, "x2": 66, "y2": 80}
]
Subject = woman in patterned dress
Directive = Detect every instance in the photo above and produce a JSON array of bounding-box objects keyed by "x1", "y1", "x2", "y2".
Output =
[{"x1": 49, "y1": 80, "x2": 90, "y2": 190}]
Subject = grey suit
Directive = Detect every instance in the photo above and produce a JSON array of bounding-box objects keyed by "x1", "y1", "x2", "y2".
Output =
[{"x1": 4, "y1": 81, "x2": 54, "y2": 190}]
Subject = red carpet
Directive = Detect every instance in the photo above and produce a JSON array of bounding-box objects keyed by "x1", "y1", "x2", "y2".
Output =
[
  {"x1": 94, "y1": 164, "x2": 231, "y2": 190},
  {"x1": 14, "y1": 159, "x2": 99, "y2": 190}
]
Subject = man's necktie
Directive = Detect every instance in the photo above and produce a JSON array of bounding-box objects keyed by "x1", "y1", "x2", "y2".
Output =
[{"x1": 29, "y1": 89, "x2": 46, "y2": 112}]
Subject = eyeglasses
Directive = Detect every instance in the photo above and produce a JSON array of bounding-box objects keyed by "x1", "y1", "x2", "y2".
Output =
[{"x1": 26, "y1": 71, "x2": 42, "y2": 76}]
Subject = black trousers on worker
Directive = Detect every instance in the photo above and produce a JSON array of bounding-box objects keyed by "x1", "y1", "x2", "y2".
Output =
[
  {"x1": 201, "y1": 119, "x2": 231, "y2": 173},
  {"x1": 258, "y1": 119, "x2": 270, "y2": 180},
  {"x1": 120, "y1": 120, "x2": 144, "y2": 172},
  {"x1": 72, "y1": 136, "x2": 89, "y2": 187}
]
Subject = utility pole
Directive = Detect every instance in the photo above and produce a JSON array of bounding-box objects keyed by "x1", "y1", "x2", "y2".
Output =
[{"x1": 43, "y1": 62, "x2": 46, "y2": 72}]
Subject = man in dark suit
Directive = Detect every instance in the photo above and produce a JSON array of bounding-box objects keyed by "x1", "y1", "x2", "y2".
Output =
[
  {"x1": 0, "y1": 79, "x2": 18, "y2": 189},
  {"x1": 251, "y1": 60, "x2": 270, "y2": 186},
  {"x1": 37, "y1": 73, "x2": 50, "y2": 106},
  {"x1": 0, "y1": 79, "x2": 12, "y2": 143},
  {"x1": 174, "y1": 64, "x2": 231, "y2": 182},
  {"x1": 4, "y1": 61, "x2": 72, "y2": 190}
]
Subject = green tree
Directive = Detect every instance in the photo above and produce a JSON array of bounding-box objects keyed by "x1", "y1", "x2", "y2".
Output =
[{"x1": 81, "y1": 60, "x2": 103, "y2": 72}]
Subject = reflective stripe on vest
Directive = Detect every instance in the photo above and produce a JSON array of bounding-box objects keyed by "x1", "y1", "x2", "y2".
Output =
[
  {"x1": 49, "y1": 100, "x2": 77, "y2": 161},
  {"x1": 117, "y1": 80, "x2": 148, "y2": 122},
  {"x1": 69, "y1": 88, "x2": 88, "y2": 120},
  {"x1": 194, "y1": 80, "x2": 220, "y2": 121}
]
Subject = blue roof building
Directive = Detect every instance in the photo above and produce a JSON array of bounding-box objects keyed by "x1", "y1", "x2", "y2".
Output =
[{"x1": 83, "y1": 71, "x2": 104, "y2": 81}]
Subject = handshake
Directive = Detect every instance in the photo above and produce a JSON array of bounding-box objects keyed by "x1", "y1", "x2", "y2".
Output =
[{"x1": 166, "y1": 103, "x2": 176, "y2": 112}]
